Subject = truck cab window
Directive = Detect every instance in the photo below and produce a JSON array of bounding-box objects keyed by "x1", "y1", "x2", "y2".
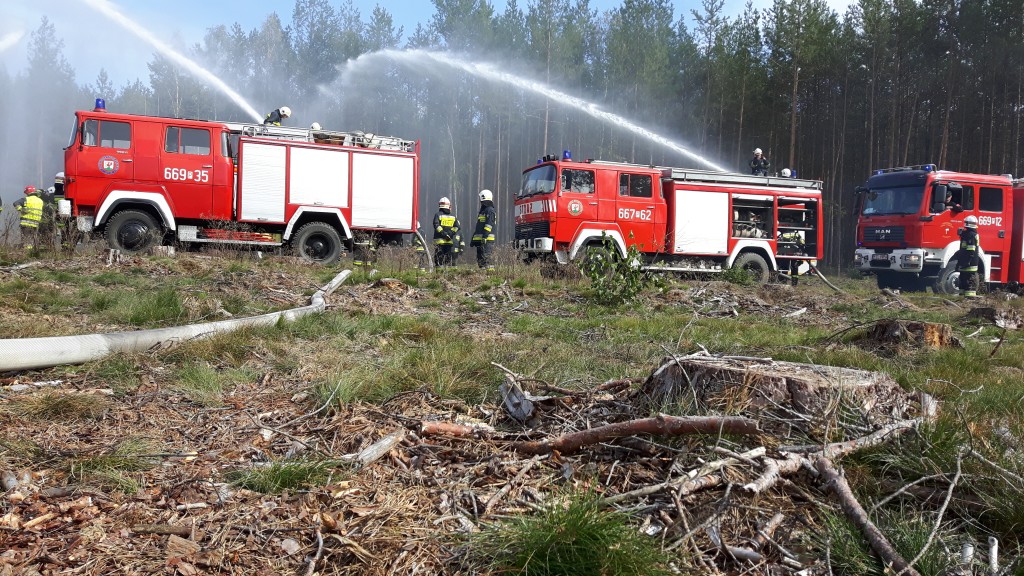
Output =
[
  {"x1": 165, "y1": 127, "x2": 211, "y2": 155},
  {"x1": 562, "y1": 169, "x2": 595, "y2": 194},
  {"x1": 979, "y1": 187, "x2": 1003, "y2": 212},
  {"x1": 83, "y1": 119, "x2": 131, "y2": 149},
  {"x1": 619, "y1": 174, "x2": 652, "y2": 197}
]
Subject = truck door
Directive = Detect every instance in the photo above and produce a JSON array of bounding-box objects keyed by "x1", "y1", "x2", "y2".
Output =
[
  {"x1": 161, "y1": 125, "x2": 215, "y2": 220},
  {"x1": 976, "y1": 186, "x2": 1011, "y2": 283},
  {"x1": 558, "y1": 166, "x2": 598, "y2": 236},
  {"x1": 616, "y1": 172, "x2": 657, "y2": 250},
  {"x1": 77, "y1": 118, "x2": 135, "y2": 193}
]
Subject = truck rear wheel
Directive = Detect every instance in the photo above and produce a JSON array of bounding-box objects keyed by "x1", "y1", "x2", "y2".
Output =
[
  {"x1": 105, "y1": 209, "x2": 161, "y2": 253},
  {"x1": 294, "y1": 222, "x2": 342, "y2": 264},
  {"x1": 732, "y1": 252, "x2": 770, "y2": 283}
]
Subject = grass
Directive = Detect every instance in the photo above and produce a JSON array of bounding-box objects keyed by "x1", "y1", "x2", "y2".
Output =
[
  {"x1": 64, "y1": 437, "x2": 157, "y2": 493},
  {"x1": 226, "y1": 459, "x2": 340, "y2": 494},
  {"x1": 469, "y1": 490, "x2": 673, "y2": 576},
  {"x1": 8, "y1": 391, "x2": 112, "y2": 420}
]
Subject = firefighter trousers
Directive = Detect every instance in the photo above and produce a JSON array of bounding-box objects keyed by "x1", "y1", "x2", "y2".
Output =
[{"x1": 476, "y1": 242, "x2": 495, "y2": 270}]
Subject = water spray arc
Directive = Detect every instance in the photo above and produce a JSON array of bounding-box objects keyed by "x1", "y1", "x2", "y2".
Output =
[
  {"x1": 79, "y1": 0, "x2": 263, "y2": 123},
  {"x1": 343, "y1": 49, "x2": 727, "y2": 172},
  {"x1": 0, "y1": 31, "x2": 25, "y2": 55}
]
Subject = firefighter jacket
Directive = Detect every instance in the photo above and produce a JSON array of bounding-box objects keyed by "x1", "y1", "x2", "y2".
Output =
[
  {"x1": 956, "y1": 227, "x2": 980, "y2": 272},
  {"x1": 412, "y1": 232, "x2": 426, "y2": 252},
  {"x1": 15, "y1": 194, "x2": 44, "y2": 229},
  {"x1": 432, "y1": 209, "x2": 461, "y2": 245},
  {"x1": 471, "y1": 201, "x2": 496, "y2": 246},
  {"x1": 750, "y1": 156, "x2": 770, "y2": 176},
  {"x1": 264, "y1": 109, "x2": 284, "y2": 125}
]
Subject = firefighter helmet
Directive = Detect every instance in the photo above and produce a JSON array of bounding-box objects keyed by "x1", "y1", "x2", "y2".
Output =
[
  {"x1": 781, "y1": 168, "x2": 791, "y2": 177},
  {"x1": 23, "y1": 185, "x2": 36, "y2": 195},
  {"x1": 55, "y1": 171, "x2": 65, "y2": 184},
  {"x1": 965, "y1": 215, "x2": 978, "y2": 228},
  {"x1": 310, "y1": 122, "x2": 321, "y2": 130},
  {"x1": 479, "y1": 189, "x2": 493, "y2": 202},
  {"x1": 438, "y1": 197, "x2": 451, "y2": 209},
  {"x1": 753, "y1": 148, "x2": 763, "y2": 155},
  {"x1": 279, "y1": 106, "x2": 292, "y2": 118}
]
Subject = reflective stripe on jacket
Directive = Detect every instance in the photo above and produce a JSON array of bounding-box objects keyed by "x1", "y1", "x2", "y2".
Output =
[{"x1": 472, "y1": 202, "x2": 496, "y2": 243}]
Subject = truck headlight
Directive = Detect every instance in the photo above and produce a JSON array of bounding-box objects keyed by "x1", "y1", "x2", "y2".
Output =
[
  {"x1": 900, "y1": 253, "x2": 921, "y2": 269},
  {"x1": 853, "y1": 253, "x2": 866, "y2": 265}
]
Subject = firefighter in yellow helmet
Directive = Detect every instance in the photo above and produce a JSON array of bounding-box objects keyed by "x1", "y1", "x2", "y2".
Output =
[
  {"x1": 14, "y1": 185, "x2": 44, "y2": 250},
  {"x1": 433, "y1": 197, "x2": 462, "y2": 268},
  {"x1": 471, "y1": 189, "x2": 497, "y2": 270},
  {"x1": 956, "y1": 215, "x2": 981, "y2": 297}
]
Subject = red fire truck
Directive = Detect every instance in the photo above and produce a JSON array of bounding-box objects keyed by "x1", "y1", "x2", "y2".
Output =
[
  {"x1": 515, "y1": 155, "x2": 823, "y2": 280},
  {"x1": 853, "y1": 164, "x2": 1024, "y2": 293},
  {"x1": 58, "y1": 103, "x2": 420, "y2": 264}
]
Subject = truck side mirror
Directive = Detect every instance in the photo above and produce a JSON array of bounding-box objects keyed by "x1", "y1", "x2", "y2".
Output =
[{"x1": 854, "y1": 185, "x2": 867, "y2": 194}]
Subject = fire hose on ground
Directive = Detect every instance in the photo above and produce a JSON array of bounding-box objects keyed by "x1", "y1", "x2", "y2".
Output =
[{"x1": 0, "y1": 270, "x2": 351, "y2": 373}]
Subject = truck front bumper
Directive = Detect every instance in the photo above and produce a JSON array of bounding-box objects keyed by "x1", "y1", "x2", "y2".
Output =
[
  {"x1": 854, "y1": 248, "x2": 936, "y2": 273},
  {"x1": 516, "y1": 237, "x2": 554, "y2": 253}
]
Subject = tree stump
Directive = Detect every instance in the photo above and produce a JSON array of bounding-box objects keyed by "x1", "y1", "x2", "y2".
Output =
[{"x1": 865, "y1": 319, "x2": 959, "y2": 348}]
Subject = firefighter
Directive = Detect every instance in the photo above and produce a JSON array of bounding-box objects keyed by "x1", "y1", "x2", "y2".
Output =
[
  {"x1": 352, "y1": 230, "x2": 376, "y2": 268},
  {"x1": 14, "y1": 185, "x2": 44, "y2": 250},
  {"x1": 472, "y1": 189, "x2": 497, "y2": 271},
  {"x1": 956, "y1": 215, "x2": 981, "y2": 297},
  {"x1": 779, "y1": 230, "x2": 805, "y2": 286},
  {"x1": 433, "y1": 197, "x2": 462, "y2": 268},
  {"x1": 412, "y1": 230, "x2": 429, "y2": 271},
  {"x1": 944, "y1": 189, "x2": 963, "y2": 212},
  {"x1": 750, "y1": 148, "x2": 770, "y2": 176},
  {"x1": 264, "y1": 106, "x2": 291, "y2": 126}
]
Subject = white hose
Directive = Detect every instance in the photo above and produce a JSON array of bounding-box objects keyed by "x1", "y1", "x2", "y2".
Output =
[{"x1": 0, "y1": 270, "x2": 351, "y2": 372}]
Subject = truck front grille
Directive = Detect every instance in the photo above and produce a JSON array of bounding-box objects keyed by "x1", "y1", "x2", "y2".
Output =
[
  {"x1": 863, "y1": 226, "x2": 905, "y2": 243},
  {"x1": 516, "y1": 221, "x2": 551, "y2": 240}
]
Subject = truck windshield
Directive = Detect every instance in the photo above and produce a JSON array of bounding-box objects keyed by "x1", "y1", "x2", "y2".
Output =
[
  {"x1": 861, "y1": 184, "x2": 925, "y2": 216},
  {"x1": 519, "y1": 165, "x2": 556, "y2": 198}
]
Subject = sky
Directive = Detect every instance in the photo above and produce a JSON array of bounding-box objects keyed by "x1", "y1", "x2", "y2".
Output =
[{"x1": 2, "y1": 0, "x2": 857, "y2": 90}]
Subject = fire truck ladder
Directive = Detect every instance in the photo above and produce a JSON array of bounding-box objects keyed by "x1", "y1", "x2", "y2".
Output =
[
  {"x1": 226, "y1": 123, "x2": 415, "y2": 152},
  {"x1": 660, "y1": 168, "x2": 822, "y2": 191}
]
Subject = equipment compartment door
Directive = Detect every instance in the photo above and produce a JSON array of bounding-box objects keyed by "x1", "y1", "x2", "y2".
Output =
[{"x1": 615, "y1": 172, "x2": 657, "y2": 250}]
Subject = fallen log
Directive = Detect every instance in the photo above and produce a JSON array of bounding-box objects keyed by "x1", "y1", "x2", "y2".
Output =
[
  {"x1": 419, "y1": 420, "x2": 496, "y2": 438},
  {"x1": 815, "y1": 457, "x2": 920, "y2": 576},
  {"x1": 512, "y1": 414, "x2": 759, "y2": 455}
]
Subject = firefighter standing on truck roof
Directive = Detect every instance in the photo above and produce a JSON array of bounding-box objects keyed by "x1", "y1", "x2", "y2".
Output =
[
  {"x1": 472, "y1": 189, "x2": 497, "y2": 271},
  {"x1": 750, "y1": 148, "x2": 770, "y2": 176},
  {"x1": 433, "y1": 197, "x2": 462, "y2": 268},
  {"x1": 264, "y1": 106, "x2": 291, "y2": 126},
  {"x1": 956, "y1": 215, "x2": 981, "y2": 297},
  {"x1": 14, "y1": 185, "x2": 44, "y2": 250}
]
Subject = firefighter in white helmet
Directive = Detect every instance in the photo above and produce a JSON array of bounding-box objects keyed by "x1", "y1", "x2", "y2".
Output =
[
  {"x1": 956, "y1": 215, "x2": 981, "y2": 297},
  {"x1": 432, "y1": 197, "x2": 463, "y2": 268},
  {"x1": 472, "y1": 189, "x2": 497, "y2": 271},
  {"x1": 264, "y1": 106, "x2": 292, "y2": 126},
  {"x1": 749, "y1": 148, "x2": 770, "y2": 176}
]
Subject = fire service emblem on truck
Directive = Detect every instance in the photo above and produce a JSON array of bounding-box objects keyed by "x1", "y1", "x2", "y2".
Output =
[
  {"x1": 98, "y1": 156, "x2": 120, "y2": 175},
  {"x1": 567, "y1": 199, "x2": 583, "y2": 216}
]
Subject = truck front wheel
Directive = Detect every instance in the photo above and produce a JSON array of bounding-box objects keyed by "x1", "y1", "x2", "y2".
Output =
[
  {"x1": 732, "y1": 252, "x2": 770, "y2": 283},
  {"x1": 294, "y1": 222, "x2": 342, "y2": 264},
  {"x1": 105, "y1": 209, "x2": 161, "y2": 253},
  {"x1": 934, "y1": 263, "x2": 960, "y2": 295}
]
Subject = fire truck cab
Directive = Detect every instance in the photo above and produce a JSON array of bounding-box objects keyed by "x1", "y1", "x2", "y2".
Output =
[
  {"x1": 60, "y1": 104, "x2": 420, "y2": 264},
  {"x1": 853, "y1": 164, "x2": 1024, "y2": 293},
  {"x1": 515, "y1": 156, "x2": 824, "y2": 281}
]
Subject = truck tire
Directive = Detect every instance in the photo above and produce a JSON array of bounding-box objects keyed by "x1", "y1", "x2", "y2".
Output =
[
  {"x1": 934, "y1": 261, "x2": 986, "y2": 295},
  {"x1": 105, "y1": 209, "x2": 162, "y2": 253},
  {"x1": 294, "y1": 222, "x2": 342, "y2": 264},
  {"x1": 732, "y1": 252, "x2": 770, "y2": 283}
]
